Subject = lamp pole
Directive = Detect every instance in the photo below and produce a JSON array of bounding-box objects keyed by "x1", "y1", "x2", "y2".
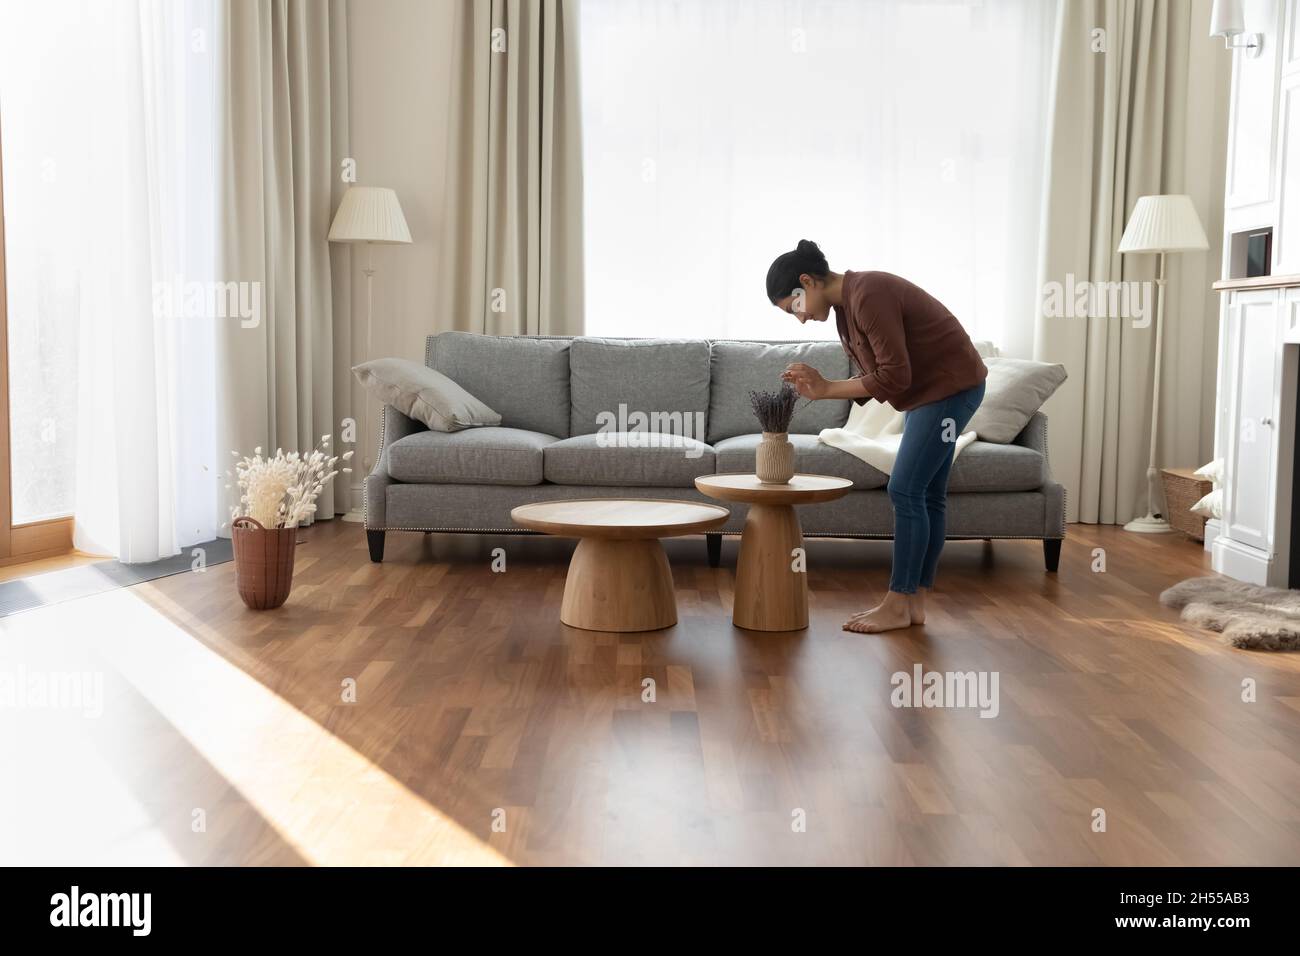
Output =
[
  {"x1": 1117, "y1": 195, "x2": 1207, "y2": 533},
  {"x1": 327, "y1": 186, "x2": 411, "y2": 524},
  {"x1": 1126, "y1": 252, "x2": 1171, "y2": 532},
  {"x1": 340, "y1": 243, "x2": 378, "y2": 525}
]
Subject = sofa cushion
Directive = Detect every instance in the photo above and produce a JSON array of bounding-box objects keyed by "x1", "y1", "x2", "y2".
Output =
[
  {"x1": 714, "y1": 433, "x2": 887, "y2": 489},
  {"x1": 967, "y1": 357, "x2": 1067, "y2": 444},
  {"x1": 948, "y1": 441, "x2": 1044, "y2": 492},
  {"x1": 544, "y1": 433, "x2": 715, "y2": 487},
  {"x1": 569, "y1": 337, "x2": 711, "y2": 438},
  {"x1": 388, "y1": 427, "x2": 557, "y2": 485},
  {"x1": 707, "y1": 340, "x2": 852, "y2": 442},
  {"x1": 353, "y1": 358, "x2": 501, "y2": 431},
  {"x1": 426, "y1": 331, "x2": 571, "y2": 438}
]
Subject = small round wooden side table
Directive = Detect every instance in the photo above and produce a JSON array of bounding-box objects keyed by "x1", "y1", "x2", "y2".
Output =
[
  {"x1": 694, "y1": 473, "x2": 853, "y2": 632},
  {"x1": 511, "y1": 498, "x2": 730, "y2": 632}
]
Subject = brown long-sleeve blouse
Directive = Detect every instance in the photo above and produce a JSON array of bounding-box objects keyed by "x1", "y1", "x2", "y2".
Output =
[{"x1": 834, "y1": 270, "x2": 987, "y2": 411}]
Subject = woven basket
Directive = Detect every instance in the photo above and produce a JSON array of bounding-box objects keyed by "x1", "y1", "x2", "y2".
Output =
[
  {"x1": 1161, "y1": 468, "x2": 1212, "y2": 542},
  {"x1": 231, "y1": 516, "x2": 298, "y2": 609}
]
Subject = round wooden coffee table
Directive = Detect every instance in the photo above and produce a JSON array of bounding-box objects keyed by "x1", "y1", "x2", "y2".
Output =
[
  {"x1": 511, "y1": 498, "x2": 730, "y2": 632},
  {"x1": 695, "y1": 473, "x2": 853, "y2": 632}
]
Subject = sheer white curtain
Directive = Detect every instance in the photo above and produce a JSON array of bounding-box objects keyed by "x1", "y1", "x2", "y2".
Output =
[
  {"x1": 579, "y1": 0, "x2": 1058, "y2": 353},
  {"x1": 0, "y1": 0, "x2": 218, "y2": 561}
]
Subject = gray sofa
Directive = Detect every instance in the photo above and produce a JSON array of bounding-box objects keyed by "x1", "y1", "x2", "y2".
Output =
[{"x1": 363, "y1": 332, "x2": 1066, "y2": 569}]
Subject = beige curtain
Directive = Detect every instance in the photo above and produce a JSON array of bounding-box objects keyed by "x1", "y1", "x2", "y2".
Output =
[
  {"x1": 438, "y1": 0, "x2": 584, "y2": 335},
  {"x1": 216, "y1": 0, "x2": 352, "y2": 519},
  {"x1": 1034, "y1": 0, "x2": 1230, "y2": 523}
]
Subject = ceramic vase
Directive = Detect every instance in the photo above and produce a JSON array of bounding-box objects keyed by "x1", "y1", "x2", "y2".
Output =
[{"x1": 756, "y1": 432, "x2": 795, "y2": 484}]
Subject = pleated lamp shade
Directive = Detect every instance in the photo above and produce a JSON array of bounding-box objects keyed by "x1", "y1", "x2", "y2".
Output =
[
  {"x1": 328, "y1": 186, "x2": 412, "y2": 244},
  {"x1": 1118, "y1": 195, "x2": 1209, "y2": 254}
]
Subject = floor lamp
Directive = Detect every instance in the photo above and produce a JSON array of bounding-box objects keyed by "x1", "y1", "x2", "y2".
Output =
[
  {"x1": 329, "y1": 186, "x2": 412, "y2": 522},
  {"x1": 1117, "y1": 194, "x2": 1209, "y2": 533}
]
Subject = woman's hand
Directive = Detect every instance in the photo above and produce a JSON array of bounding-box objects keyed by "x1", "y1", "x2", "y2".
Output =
[{"x1": 782, "y1": 363, "x2": 829, "y2": 400}]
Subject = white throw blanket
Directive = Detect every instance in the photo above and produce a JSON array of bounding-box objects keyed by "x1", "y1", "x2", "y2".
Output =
[{"x1": 817, "y1": 399, "x2": 977, "y2": 475}]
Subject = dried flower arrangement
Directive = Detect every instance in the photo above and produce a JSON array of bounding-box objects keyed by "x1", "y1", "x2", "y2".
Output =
[
  {"x1": 748, "y1": 384, "x2": 801, "y2": 434},
  {"x1": 227, "y1": 436, "x2": 353, "y2": 529}
]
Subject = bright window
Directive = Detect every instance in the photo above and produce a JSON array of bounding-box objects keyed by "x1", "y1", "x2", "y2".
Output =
[
  {"x1": 0, "y1": 0, "x2": 218, "y2": 545},
  {"x1": 0, "y1": 2, "x2": 95, "y2": 521},
  {"x1": 579, "y1": 0, "x2": 1058, "y2": 354}
]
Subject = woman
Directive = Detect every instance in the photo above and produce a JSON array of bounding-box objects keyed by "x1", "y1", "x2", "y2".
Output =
[{"x1": 769, "y1": 240, "x2": 987, "y2": 634}]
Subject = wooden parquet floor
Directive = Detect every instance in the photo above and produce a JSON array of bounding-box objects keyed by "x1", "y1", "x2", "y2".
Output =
[{"x1": 2, "y1": 521, "x2": 1298, "y2": 866}]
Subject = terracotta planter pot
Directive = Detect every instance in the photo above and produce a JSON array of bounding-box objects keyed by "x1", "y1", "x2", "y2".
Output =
[
  {"x1": 231, "y1": 516, "x2": 298, "y2": 610},
  {"x1": 756, "y1": 431, "x2": 795, "y2": 484}
]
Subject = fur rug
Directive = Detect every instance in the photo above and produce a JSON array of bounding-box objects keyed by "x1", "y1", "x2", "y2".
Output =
[{"x1": 1160, "y1": 577, "x2": 1300, "y2": 651}]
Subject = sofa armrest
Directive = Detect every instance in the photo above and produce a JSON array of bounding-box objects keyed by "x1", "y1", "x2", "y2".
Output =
[
  {"x1": 363, "y1": 405, "x2": 425, "y2": 529},
  {"x1": 1013, "y1": 411, "x2": 1054, "y2": 478},
  {"x1": 1012, "y1": 410, "x2": 1047, "y2": 453},
  {"x1": 1013, "y1": 411, "x2": 1065, "y2": 537}
]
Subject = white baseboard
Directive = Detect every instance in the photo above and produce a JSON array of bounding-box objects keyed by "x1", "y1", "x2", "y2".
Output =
[
  {"x1": 1202, "y1": 518, "x2": 1220, "y2": 553},
  {"x1": 1211, "y1": 535, "x2": 1275, "y2": 586}
]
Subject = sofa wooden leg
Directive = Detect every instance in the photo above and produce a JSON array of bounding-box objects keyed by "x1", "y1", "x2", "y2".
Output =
[
  {"x1": 1043, "y1": 538, "x2": 1061, "y2": 573},
  {"x1": 367, "y1": 530, "x2": 386, "y2": 563},
  {"x1": 706, "y1": 534, "x2": 721, "y2": 568}
]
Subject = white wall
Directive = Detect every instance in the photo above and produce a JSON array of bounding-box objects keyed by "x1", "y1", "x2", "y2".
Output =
[{"x1": 344, "y1": 0, "x2": 456, "y2": 498}]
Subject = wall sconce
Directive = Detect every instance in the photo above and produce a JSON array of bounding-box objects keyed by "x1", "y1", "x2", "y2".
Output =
[{"x1": 1210, "y1": 0, "x2": 1262, "y2": 57}]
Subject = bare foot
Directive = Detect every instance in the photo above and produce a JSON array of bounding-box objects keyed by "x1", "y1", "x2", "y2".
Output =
[
  {"x1": 845, "y1": 599, "x2": 886, "y2": 620},
  {"x1": 843, "y1": 592, "x2": 914, "y2": 633},
  {"x1": 844, "y1": 595, "x2": 889, "y2": 620},
  {"x1": 908, "y1": 590, "x2": 927, "y2": 625}
]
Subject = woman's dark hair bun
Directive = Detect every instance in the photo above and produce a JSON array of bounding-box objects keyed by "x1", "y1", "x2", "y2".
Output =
[
  {"x1": 766, "y1": 239, "x2": 831, "y2": 304},
  {"x1": 795, "y1": 239, "x2": 827, "y2": 267}
]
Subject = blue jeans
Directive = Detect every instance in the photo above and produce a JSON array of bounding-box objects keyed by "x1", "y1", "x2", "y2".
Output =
[{"x1": 887, "y1": 381, "x2": 986, "y2": 594}]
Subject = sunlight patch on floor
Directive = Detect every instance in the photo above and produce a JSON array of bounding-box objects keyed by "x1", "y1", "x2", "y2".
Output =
[{"x1": 0, "y1": 587, "x2": 508, "y2": 866}]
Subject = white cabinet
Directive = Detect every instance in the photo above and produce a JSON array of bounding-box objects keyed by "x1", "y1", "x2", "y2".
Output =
[
  {"x1": 1221, "y1": 291, "x2": 1282, "y2": 555},
  {"x1": 1212, "y1": 3, "x2": 1300, "y2": 586},
  {"x1": 1276, "y1": 71, "x2": 1300, "y2": 271},
  {"x1": 1226, "y1": 0, "x2": 1282, "y2": 214},
  {"x1": 1213, "y1": 286, "x2": 1300, "y2": 587},
  {"x1": 1286, "y1": 0, "x2": 1300, "y2": 76},
  {"x1": 1281, "y1": 0, "x2": 1300, "y2": 269}
]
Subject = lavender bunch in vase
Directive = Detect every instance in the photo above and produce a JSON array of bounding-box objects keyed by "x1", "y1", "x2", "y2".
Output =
[{"x1": 749, "y1": 385, "x2": 799, "y2": 484}]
